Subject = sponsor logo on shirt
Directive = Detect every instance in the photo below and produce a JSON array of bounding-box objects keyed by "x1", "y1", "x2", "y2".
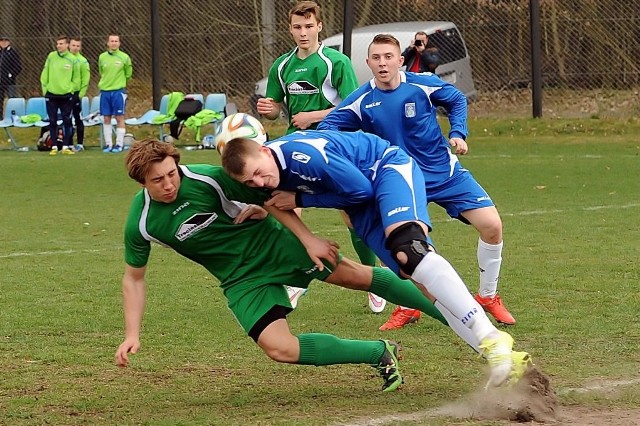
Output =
[
  {"x1": 175, "y1": 212, "x2": 218, "y2": 241},
  {"x1": 296, "y1": 185, "x2": 315, "y2": 194},
  {"x1": 404, "y1": 103, "x2": 416, "y2": 118},
  {"x1": 172, "y1": 202, "x2": 190, "y2": 215},
  {"x1": 365, "y1": 101, "x2": 381, "y2": 109},
  {"x1": 291, "y1": 152, "x2": 311, "y2": 164},
  {"x1": 477, "y1": 196, "x2": 491, "y2": 202},
  {"x1": 292, "y1": 171, "x2": 320, "y2": 182},
  {"x1": 295, "y1": 68, "x2": 308, "y2": 72},
  {"x1": 387, "y1": 206, "x2": 410, "y2": 217},
  {"x1": 288, "y1": 81, "x2": 319, "y2": 95}
]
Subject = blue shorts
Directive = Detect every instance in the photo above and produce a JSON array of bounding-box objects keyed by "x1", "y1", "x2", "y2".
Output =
[
  {"x1": 427, "y1": 170, "x2": 494, "y2": 224},
  {"x1": 348, "y1": 149, "x2": 432, "y2": 275},
  {"x1": 100, "y1": 89, "x2": 127, "y2": 116}
]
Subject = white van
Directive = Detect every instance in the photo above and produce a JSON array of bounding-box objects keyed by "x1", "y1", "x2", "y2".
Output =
[{"x1": 252, "y1": 21, "x2": 476, "y2": 114}]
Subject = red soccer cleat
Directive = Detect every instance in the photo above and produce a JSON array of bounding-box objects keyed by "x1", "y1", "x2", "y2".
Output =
[
  {"x1": 474, "y1": 293, "x2": 516, "y2": 325},
  {"x1": 378, "y1": 306, "x2": 421, "y2": 331}
]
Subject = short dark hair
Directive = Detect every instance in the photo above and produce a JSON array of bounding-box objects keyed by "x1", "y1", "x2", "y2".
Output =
[
  {"x1": 221, "y1": 138, "x2": 262, "y2": 178},
  {"x1": 56, "y1": 35, "x2": 69, "y2": 43},
  {"x1": 369, "y1": 33, "x2": 401, "y2": 54},
  {"x1": 289, "y1": 1, "x2": 322, "y2": 24}
]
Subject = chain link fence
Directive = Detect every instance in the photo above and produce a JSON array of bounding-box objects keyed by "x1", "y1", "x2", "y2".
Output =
[{"x1": 2, "y1": 0, "x2": 639, "y2": 121}]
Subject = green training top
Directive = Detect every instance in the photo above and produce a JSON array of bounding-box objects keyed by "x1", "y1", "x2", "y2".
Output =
[
  {"x1": 72, "y1": 52, "x2": 91, "y2": 98},
  {"x1": 124, "y1": 164, "x2": 311, "y2": 291},
  {"x1": 40, "y1": 51, "x2": 80, "y2": 96},
  {"x1": 98, "y1": 49, "x2": 132, "y2": 91},
  {"x1": 266, "y1": 44, "x2": 358, "y2": 134}
]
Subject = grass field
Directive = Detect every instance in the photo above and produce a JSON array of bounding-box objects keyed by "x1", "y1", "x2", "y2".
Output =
[{"x1": 1, "y1": 118, "x2": 639, "y2": 425}]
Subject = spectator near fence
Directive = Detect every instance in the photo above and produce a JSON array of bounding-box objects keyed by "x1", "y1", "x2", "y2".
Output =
[
  {"x1": 402, "y1": 31, "x2": 440, "y2": 74},
  {"x1": 0, "y1": 35, "x2": 22, "y2": 118}
]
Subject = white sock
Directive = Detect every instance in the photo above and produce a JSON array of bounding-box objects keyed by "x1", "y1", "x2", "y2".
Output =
[
  {"x1": 411, "y1": 252, "x2": 497, "y2": 342},
  {"x1": 115, "y1": 128, "x2": 126, "y2": 147},
  {"x1": 435, "y1": 300, "x2": 480, "y2": 352},
  {"x1": 478, "y1": 239, "x2": 503, "y2": 298},
  {"x1": 103, "y1": 124, "x2": 113, "y2": 147}
]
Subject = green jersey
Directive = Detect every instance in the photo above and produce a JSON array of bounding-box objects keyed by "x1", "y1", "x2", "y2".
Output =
[
  {"x1": 72, "y1": 52, "x2": 91, "y2": 97},
  {"x1": 266, "y1": 44, "x2": 358, "y2": 134},
  {"x1": 40, "y1": 51, "x2": 80, "y2": 96},
  {"x1": 124, "y1": 164, "x2": 323, "y2": 292},
  {"x1": 98, "y1": 49, "x2": 132, "y2": 91}
]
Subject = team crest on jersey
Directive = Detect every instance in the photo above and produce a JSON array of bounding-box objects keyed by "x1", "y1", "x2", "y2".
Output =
[
  {"x1": 404, "y1": 103, "x2": 416, "y2": 118},
  {"x1": 175, "y1": 212, "x2": 218, "y2": 241},
  {"x1": 292, "y1": 152, "x2": 311, "y2": 164},
  {"x1": 288, "y1": 81, "x2": 319, "y2": 95}
]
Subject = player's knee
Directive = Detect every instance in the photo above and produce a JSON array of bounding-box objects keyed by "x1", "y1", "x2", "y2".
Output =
[{"x1": 385, "y1": 222, "x2": 432, "y2": 276}]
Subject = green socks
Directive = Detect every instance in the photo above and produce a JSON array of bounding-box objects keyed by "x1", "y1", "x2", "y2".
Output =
[
  {"x1": 370, "y1": 267, "x2": 447, "y2": 325},
  {"x1": 349, "y1": 227, "x2": 378, "y2": 267},
  {"x1": 298, "y1": 333, "x2": 383, "y2": 366}
]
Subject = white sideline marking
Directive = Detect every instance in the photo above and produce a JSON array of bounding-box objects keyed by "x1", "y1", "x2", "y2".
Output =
[
  {"x1": 0, "y1": 248, "x2": 116, "y2": 259},
  {"x1": 336, "y1": 378, "x2": 640, "y2": 426},
  {"x1": 2, "y1": 203, "x2": 640, "y2": 259}
]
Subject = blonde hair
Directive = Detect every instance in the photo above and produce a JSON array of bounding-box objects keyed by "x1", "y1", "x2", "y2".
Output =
[{"x1": 125, "y1": 138, "x2": 181, "y2": 183}]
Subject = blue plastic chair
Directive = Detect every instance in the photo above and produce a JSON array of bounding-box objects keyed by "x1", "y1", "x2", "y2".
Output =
[
  {"x1": 0, "y1": 97, "x2": 26, "y2": 127},
  {"x1": 204, "y1": 93, "x2": 227, "y2": 115},
  {"x1": 125, "y1": 94, "x2": 169, "y2": 125},
  {"x1": 0, "y1": 97, "x2": 27, "y2": 149},
  {"x1": 13, "y1": 97, "x2": 49, "y2": 128}
]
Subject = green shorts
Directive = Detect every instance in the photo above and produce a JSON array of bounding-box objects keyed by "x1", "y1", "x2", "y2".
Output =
[{"x1": 223, "y1": 252, "x2": 340, "y2": 335}]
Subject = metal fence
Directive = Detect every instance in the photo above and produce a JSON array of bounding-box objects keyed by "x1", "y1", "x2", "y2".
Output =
[{"x1": 2, "y1": 0, "x2": 639, "y2": 119}]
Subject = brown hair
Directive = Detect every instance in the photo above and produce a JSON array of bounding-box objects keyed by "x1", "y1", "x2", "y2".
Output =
[
  {"x1": 414, "y1": 31, "x2": 428, "y2": 39},
  {"x1": 56, "y1": 35, "x2": 70, "y2": 43},
  {"x1": 368, "y1": 33, "x2": 401, "y2": 54},
  {"x1": 221, "y1": 138, "x2": 261, "y2": 177},
  {"x1": 288, "y1": 1, "x2": 322, "y2": 24},
  {"x1": 125, "y1": 138, "x2": 181, "y2": 184},
  {"x1": 70, "y1": 36, "x2": 82, "y2": 43}
]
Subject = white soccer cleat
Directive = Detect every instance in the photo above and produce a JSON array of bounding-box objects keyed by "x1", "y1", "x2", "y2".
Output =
[
  {"x1": 368, "y1": 292, "x2": 387, "y2": 313},
  {"x1": 479, "y1": 330, "x2": 514, "y2": 389},
  {"x1": 286, "y1": 286, "x2": 308, "y2": 309}
]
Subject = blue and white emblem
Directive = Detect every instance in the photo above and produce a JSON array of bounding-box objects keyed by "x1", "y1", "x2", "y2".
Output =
[{"x1": 404, "y1": 102, "x2": 416, "y2": 118}]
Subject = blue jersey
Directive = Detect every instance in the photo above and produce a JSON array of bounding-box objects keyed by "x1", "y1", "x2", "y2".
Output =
[
  {"x1": 266, "y1": 129, "x2": 431, "y2": 275},
  {"x1": 319, "y1": 71, "x2": 468, "y2": 188}
]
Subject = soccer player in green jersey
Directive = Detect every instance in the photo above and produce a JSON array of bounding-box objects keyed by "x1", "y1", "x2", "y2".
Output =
[
  {"x1": 257, "y1": 1, "x2": 358, "y2": 135},
  {"x1": 115, "y1": 139, "x2": 469, "y2": 392},
  {"x1": 257, "y1": 1, "x2": 382, "y2": 312}
]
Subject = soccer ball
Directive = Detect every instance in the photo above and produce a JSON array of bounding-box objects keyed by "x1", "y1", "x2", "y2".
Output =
[{"x1": 214, "y1": 113, "x2": 267, "y2": 155}]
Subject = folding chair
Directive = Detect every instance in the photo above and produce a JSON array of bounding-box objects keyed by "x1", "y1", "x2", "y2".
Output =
[
  {"x1": 13, "y1": 97, "x2": 49, "y2": 128},
  {"x1": 125, "y1": 94, "x2": 169, "y2": 125},
  {"x1": 0, "y1": 97, "x2": 26, "y2": 149}
]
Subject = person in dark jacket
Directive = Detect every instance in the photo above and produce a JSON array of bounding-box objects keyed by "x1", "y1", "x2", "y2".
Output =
[
  {"x1": 401, "y1": 31, "x2": 440, "y2": 74},
  {"x1": 0, "y1": 36, "x2": 23, "y2": 117}
]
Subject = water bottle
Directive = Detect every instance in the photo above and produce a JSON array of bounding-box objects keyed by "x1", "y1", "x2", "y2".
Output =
[{"x1": 11, "y1": 110, "x2": 19, "y2": 125}]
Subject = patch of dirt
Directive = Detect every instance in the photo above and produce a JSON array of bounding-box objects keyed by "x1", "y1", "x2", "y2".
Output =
[{"x1": 437, "y1": 366, "x2": 558, "y2": 422}]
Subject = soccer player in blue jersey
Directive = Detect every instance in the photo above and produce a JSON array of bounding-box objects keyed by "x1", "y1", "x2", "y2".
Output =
[
  {"x1": 221, "y1": 130, "x2": 532, "y2": 389},
  {"x1": 318, "y1": 34, "x2": 515, "y2": 328}
]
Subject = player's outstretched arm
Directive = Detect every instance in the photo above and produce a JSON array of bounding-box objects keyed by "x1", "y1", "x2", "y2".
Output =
[{"x1": 115, "y1": 265, "x2": 147, "y2": 367}]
